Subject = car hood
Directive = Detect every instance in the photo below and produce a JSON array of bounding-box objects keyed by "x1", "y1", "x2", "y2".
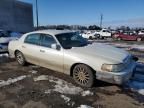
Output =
[
  {"x1": 68, "y1": 43, "x2": 129, "y2": 64},
  {"x1": 0, "y1": 37, "x2": 18, "y2": 44}
]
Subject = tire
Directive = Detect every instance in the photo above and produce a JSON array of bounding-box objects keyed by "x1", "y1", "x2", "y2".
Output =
[
  {"x1": 89, "y1": 36, "x2": 93, "y2": 40},
  {"x1": 137, "y1": 38, "x2": 142, "y2": 42},
  {"x1": 15, "y1": 51, "x2": 26, "y2": 66},
  {"x1": 100, "y1": 36, "x2": 104, "y2": 39},
  {"x1": 97, "y1": 34, "x2": 100, "y2": 39},
  {"x1": 73, "y1": 64, "x2": 95, "y2": 87}
]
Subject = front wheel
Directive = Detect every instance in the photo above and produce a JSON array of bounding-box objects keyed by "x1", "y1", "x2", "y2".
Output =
[
  {"x1": 15, "y1": 51, "x2": 26, "y2": 66},
  {"x1": 73, "y1": 64, "x2": 95, "y2": 87}
]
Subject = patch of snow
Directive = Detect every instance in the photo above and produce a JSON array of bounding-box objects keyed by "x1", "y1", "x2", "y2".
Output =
[
  {"x1": 77, "y1": 105, "x2": 94, "y2": 108},
  {"x1": 29, "y1": 70, "x2": 38, "y2": 74},
  {"x1": 61, "y1": 95, "x2": 71, "y2": 103},
  {"x1": 0, "y1": 75, "x2": 27, "y2": 87},
  {"x1": 48, "y1": 76, "x2": 83, "y2": 95},
  {"x1": 107, "y1": 43, "x2": 144, "y2": 51},
  {"x1": 33, "y1": 75, "x2": 48, "y2": 81},
  {"x1": 52, "y1": 82, "x2": 83, "y2": 95},
  {"x1": 132, "y1": 45, "x2": 144, "y2": 51},
  {"x1": 45, "y1": 75, "x2": 83, "y2": 95},
  {"x1": 138, "y1": 89, "x2": 144, "y2": 95},
  {"x1": 35, "y1": 75, "x2": 88, "y2": 95},
  {"x1": 60, "y1": 95, "x2": 75, "y2": 106},
  {"x1": 44, "y1": 89, "x2": 51, "y2": 94},
  {"x1": 71, "y1": 102, "x2": 75, "y2": 107},
  {"x1": 81, "y1": 90, "x2": 93, "y2": 96}
]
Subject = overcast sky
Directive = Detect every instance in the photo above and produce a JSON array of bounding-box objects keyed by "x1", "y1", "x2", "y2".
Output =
[{"x1": 20, "y1": 0, "x2": 144, "y2": 28}]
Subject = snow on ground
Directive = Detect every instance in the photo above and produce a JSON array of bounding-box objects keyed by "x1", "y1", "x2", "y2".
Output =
[
  {"x1": 60, "y1": 95, "x2": 75, "y2": 106},
  {"x1": 34, "y1": 75, "x2": 93, "y2": 96},
  {"x1": 0, "y1": 75, "x2": 27, "y2": 87},
  {"x1": 34, "y1": 75, "x2": 48, "y2": 81},
  {"x1": 61, "y1": 95, "x2": 71, "y2": 103},
  {"x1": 28, "y1": 70, "x2": 38, "y2": 74},
  {"x1": 106, "y1": 43, "x2": 144, "y2": 51},
  {"x1": 81, "y1": 90, "x2": 94, "y2": 96},
  {"x1": 77, "y1": 105, "x2": 94, "y2": 108},
  {"x1": 35, "y1": 75, "x2": 83, "y2": 95}
]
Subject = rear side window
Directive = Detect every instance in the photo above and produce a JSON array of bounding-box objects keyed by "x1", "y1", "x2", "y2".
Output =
[
  {"x1": 24, "y1": 34, "x2": 40, "y2": 45},
  {"x1": 40, "y1": 34, "x2": 57, "y2": 48}
]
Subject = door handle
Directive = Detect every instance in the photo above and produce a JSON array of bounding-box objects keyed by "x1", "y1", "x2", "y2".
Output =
[{"x1": 40, "y1": 49, "x2": 45, "y2": 53}]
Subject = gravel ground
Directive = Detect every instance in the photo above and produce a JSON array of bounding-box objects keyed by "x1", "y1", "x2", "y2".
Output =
[{"x1": 0, "y1": 40, "x2": 144, "y2": 108}]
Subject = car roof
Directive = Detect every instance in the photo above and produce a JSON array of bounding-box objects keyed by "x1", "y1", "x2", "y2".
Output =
[{"x1": 28, "y1": 30, "x2": 75, "y2": 36}]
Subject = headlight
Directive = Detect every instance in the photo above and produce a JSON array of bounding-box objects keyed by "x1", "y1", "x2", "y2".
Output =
[{"x1": 101, "y1": 63, "x2": 125, "y2": 72}]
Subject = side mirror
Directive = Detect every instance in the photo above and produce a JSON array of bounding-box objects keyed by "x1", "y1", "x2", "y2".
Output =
[{"x1": 51, "y1": 44, "x2": 61, "y2": 50}]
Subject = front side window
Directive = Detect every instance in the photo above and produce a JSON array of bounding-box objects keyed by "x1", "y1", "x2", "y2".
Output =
[
  {"x1": 56, "y1": 32, "x2": 88, "y2": 49},
  {"x1": 24, "y1": 34, "x2": 40, "y2": 45},
  {"x1": 40, "y1": 34, "x2": 57, "y2": 48}
]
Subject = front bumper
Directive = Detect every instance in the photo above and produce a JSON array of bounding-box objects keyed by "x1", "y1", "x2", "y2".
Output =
[{"x1": 96, "y1": 61, "x2": 136, "y2": 84}]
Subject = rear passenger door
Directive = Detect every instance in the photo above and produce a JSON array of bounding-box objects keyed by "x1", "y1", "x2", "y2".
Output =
[
  {"x1": 21, "y1": 33, "x2": 41, "y2": 65},
  {"x1": 38, "y1": 34, "x2": 64, "y2": 73}
]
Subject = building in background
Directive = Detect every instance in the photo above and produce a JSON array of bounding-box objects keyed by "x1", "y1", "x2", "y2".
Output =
[{"x1": 0, "y1": 0, "x2": 33, "y2": 33}]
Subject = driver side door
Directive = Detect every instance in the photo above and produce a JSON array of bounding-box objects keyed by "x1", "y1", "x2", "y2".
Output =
[{"x1": 38, "y1": 34, "x2": 64, "y2": 73}]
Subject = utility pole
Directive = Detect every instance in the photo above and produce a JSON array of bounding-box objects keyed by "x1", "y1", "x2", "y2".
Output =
[
  {"x1": 100, "y1": 14, "x2": 103, "y2": 28},
  {"x1": 36, "y1": 0, "x2": 39, "y2": 29}
]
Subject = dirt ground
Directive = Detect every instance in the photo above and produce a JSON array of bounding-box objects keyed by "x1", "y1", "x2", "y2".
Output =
[{"x1": 0, "y1": 40, "x2": 144, "y2": 108}]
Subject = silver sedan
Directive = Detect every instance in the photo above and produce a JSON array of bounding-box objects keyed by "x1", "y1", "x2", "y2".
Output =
[{"x1": 8, "y1": 30, "x2": 136, "y2": 87}]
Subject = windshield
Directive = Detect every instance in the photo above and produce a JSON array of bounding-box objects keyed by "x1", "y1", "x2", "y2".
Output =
[{"x1": 56, "y1": 32, "x2": 88, "y2": 49}]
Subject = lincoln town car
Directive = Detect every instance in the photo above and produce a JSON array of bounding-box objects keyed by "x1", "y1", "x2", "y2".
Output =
[{"x1": 8, "y1": 30, "x2": 136, "y2": 87}]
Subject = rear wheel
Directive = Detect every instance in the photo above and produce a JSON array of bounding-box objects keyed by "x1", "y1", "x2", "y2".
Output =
[
  {"x1": 73, "y1": 64, "x2": 95, "y2": 87},
  {"x1": 137, "y1": 38, "x2": 142, "y2": 42},
  {"x1": 15, "y1": 51, "x2": 26, "y2": 66}
]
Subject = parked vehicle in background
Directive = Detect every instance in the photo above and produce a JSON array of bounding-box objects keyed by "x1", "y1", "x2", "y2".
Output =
[
  {"x1": 0, "y1": 31, "x2": 23, "y2": 53},
  {"x1": 138, "y1": 30, "x2": 144, "y2": 35},
  {"x1": 81, "y1": 31, "x2": 98, "y2": 39},
  {"x1": 95, "y1": 29, "x2": 112, "y2": 39},
  {"x1": 9, "y1": 30, "x2": 136, "y2": 87},
  {"x1": 111, "y1": 30, "x2": 117, "y2": 35},
  {"x1": 113, "y1": 32, "x2": 144, "y2": 41}
]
